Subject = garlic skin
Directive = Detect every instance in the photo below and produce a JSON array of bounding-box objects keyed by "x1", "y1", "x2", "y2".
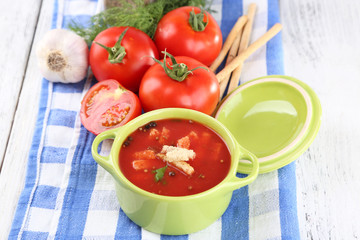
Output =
[{"x1": 36, "y1": 29, "x2": 89, "y2": 83}]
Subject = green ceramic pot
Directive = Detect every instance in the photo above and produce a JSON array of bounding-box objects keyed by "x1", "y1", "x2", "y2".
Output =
[{"x1": 92, "y1": 108, "x2": 259, "y2": 235}]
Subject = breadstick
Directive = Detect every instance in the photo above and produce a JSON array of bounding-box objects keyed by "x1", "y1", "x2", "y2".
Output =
[
  {"x1": 227, "y1": 3, "x2": 257, "y2": 92},
  {"x1": 219, "y1": 31, "x2": 243, "y2": 98},
  {"x1": 216, "y1": 23, "x2": 283, "y2": 83},
  {"x1": 209, "y1": 15, "x2": 248, "y2": 72}
]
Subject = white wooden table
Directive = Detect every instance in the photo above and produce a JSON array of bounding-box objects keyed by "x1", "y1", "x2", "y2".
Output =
[{"x1": 1, "y1": 0, "x2": 360, "y2": 239}]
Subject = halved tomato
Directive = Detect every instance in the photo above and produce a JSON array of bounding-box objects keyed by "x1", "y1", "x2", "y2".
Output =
[{"x1": 80, "y1": 79, "x2": 141, "y2": 135}]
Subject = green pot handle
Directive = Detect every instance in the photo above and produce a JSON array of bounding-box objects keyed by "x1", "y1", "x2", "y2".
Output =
[
  {"x1": 91, "y1": 128, "x2": 118, "y2": 173},
  {"x1": 226, "y1": 147, "x2": 259, "y2": 191}
]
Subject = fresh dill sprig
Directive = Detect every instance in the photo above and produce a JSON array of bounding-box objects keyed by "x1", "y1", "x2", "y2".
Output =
[{"x1": 69, "y1": 0, "x2": 213, "y2": 45}]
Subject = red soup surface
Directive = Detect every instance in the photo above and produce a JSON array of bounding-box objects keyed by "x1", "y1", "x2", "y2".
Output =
[{"x1": 119, "y1": 119, "x2": 231, "y2": 196}]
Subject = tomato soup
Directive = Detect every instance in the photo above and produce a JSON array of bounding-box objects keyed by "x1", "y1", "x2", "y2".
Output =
[{"x1": 119, "y1": 119, "x2": 231, "y2": 196}]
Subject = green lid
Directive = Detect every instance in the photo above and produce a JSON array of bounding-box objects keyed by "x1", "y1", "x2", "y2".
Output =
[{"x1": 215, "y1": 75, "x2": 322, "y2": 174}]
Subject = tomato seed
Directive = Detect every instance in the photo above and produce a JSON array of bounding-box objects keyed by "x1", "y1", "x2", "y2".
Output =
[{"x1": 100, "y1": 104, "x2": 131, "y2": 127}]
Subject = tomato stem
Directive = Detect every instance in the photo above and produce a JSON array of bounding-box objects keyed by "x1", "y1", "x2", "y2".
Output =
[
  {"x1": 152, "y1": 51, "x2": 208, "y2": 82},
  {"x1": 95, "y1": 27, "x2": 128, "y2": 64},
  {"x1": 189, "y1": 9, "x2": 208, "y2": 32}
]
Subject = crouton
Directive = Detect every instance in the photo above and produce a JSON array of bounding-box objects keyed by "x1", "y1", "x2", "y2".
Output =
[
  {"x1": 177, "y1": 136, "x2": 190, "y2": 149},
  {"x1": 201, "y1": 131, "x2": 211, "y2": 143},
  {"x1": 149, "y1": 127, "x2": 170, "y2": 144},
  {"x1": 133, "y1": 150, "x2": 156, "y2": 160},
  {"x1": 149, "y1": 128, "x2": 160, "y2": 138},
  {"x1": 132, "y1": 160, "x2": 153, "y2": 170},
  {"x1": 160, "y1": 145, "x2": 196, "y2": 162},
  {"x1": 172, "y1": 161, "x2": 194, "y2": 175},
  {"x1": 211, "y1": 142, "x2": 223, "y2": 159},
  {"x1": 160, "y1": 127, "x2": 170, "y2": 144},
  {"x1": 188, "y1": 131, "x2": 198, "y2": 139},
  {"x1": 157, "y1": 145, "x2": 196, "y2": 175}
]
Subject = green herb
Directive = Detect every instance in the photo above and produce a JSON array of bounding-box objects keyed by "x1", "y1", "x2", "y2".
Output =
[
  {"x1": 153, "y1": 165, "x2": 168, "y2": 182},
  {"x1": 68, "y1": 0, "x2": 214, "y2": 45}
]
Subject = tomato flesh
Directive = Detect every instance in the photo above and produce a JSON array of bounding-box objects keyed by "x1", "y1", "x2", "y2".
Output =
[
  {"x1": 100, "y1": 104, "x2": 131, "y2": 127},
  {"x1": 80, "y1": 80, "x2": 141, "y2": 135},
  {"x1": 84, "y1": 86, "x2": 109, "y2": 118}
]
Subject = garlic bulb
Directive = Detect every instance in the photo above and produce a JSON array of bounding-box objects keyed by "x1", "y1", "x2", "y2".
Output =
[{"x1": 36, "y1": 29, "x2": 89, "y2": 83}]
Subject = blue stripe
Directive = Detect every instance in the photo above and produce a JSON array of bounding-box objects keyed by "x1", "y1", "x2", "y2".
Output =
[
  {"x1": 115, "y1": 209, "x2": 141, "y2": 239},
  {"x1": 266, "y1": 0, "x2": 284, "y2": 75},
  {"x1": 22, "y1": 231, "x2": 49, "y2": 240},
  {"x1": 41, "y1": 146, "x2": 68, "y2": 163},
  {"x1": 221, "y1": 173, "x2": 249, "y2": 240},
  {"x1": 62, "y1": 15, "x2": 93, "y2": 29},
  {"x1": 266, "y1": 0, "x2": 300, "y2": 238},
  {"x1": 53, "y1": 81, "x2": 86, "y2": 93},
  {"x1": 161, "y1": 234, "x2": 188, "y2": 240},
  {"x1": 48, "y1": 109, "x2": 77, "y2": 128},
  {"x1": 8, "y1": 80, "x2": 50, "y2": 239},
  {"x1": 31, "y1": 185, "x2": 60, "y2": 209},
  {"x1": 55, "y1": 127, "x2": 97, "y2": 239},
  {"x1": 220, "y1": 0, "x2": 243, "y2": 38},
  {"x1": 51, "y1": 0, "x2": 59, "y2": 29},
  {"x1": 278, "y1": 163, "x2": 300, "y2": 239}
]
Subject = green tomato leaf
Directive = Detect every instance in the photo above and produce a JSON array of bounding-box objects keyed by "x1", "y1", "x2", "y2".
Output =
[{"x1": 153, "y1": 165, "x2": 168, "y2": 182}]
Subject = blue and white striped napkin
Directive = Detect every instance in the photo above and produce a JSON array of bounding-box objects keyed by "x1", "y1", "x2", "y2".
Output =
[{"x1": 9, "y1": 0, "x2": 300, "y2": 239}]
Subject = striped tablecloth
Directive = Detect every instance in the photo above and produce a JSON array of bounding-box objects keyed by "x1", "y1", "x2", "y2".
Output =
[{"x1": 9, "y1": 0, "x2": 300, "y2": 239}]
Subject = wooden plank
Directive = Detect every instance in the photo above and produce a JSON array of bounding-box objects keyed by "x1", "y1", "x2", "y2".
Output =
[
  {"x1": 0, "y1": 0, "x2": 43, "y2": 168},
  {"x1": 280, "y1": 0, "x2": 360, "y2": 239},
  {"x1": 0, "y1": 0, "x2": 53, "y2": 238}
]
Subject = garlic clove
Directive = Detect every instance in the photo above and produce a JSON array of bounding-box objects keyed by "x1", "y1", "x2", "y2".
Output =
[{"x1": 36, "y1": 29, "x2": 89, "y2": 83}]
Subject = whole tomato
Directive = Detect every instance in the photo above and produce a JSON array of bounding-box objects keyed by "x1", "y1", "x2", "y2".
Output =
[
  {"x1": 154, "y1": 6, "x2": 222, "y2": 66},
  {"x1": 80, "y1": 80, "x2": 142, "y2": 135},
  {"x1": 139, "y1": 52, "x2": 220, "y2": 115},
  {"x1": 90, "y1": 26, "x2": 159, "y2": 92}
]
